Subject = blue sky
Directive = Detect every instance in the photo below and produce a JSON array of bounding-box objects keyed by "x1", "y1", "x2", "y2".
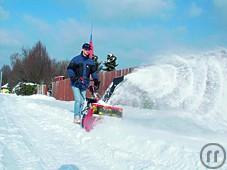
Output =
[{"x1": 0, "y1": 0, "x2": 227, "y2": 68}]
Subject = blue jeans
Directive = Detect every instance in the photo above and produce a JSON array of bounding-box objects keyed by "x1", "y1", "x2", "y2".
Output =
[{"x1": 72, "y1": 87, "x2": 86, "y2": 118}]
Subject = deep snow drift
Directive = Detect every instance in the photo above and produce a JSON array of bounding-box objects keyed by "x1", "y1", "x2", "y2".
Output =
[
  {"x1": 1, "y1": 49, "x2": 227, "y2": 170},
  {"x1": 110, "y1": 49, "x2": 227, "y2": 133}
]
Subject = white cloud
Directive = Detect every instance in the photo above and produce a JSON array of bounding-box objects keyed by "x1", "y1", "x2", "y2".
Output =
[
  {"x1": 86, "y1": 0, "x2": 175, "y2": 19},
  {"x1": 213, "y1": 0, "x2": 227, "y2": 8},
  {"x1": 23, "y1": 16, "x2": 89, "y2": 44},
  {"x1": 213, "y1": 0, "x2": 227, "y2": 28},
  {"x1": 19, "y1": 16, "x2": 176, "y2": 61},
  {"x1": 0, "y1": 6, "x2": 9, "y2": 20},
  {"x1": 23, "y1": 15, "x2": 51, "y2": 33},
  {"x1": 213, "y1": 0, "x2": 227, "y2": 16},
  {"x1": 0, "y1": 29, "x2": 24, "y2": 46},
  {"x1": 55, "y1": 18, "x2": 89, "y2": 43},
  {"x1": 0, "y1": 14, "x2": 203, "y2": 66},
  {"x1": 21, "y1": 16, "x2": 94, "y2": 58},
  {"x1": 175, "y1": 26, "x2": 188, "y2": 34},
  {"x1": 188, "y1": 2, "x2": 203, "y2": 17},
  {"x1": 0, "y1": 29, "x2": 26, "y2": 66},
  {"x1": 17, "y1": 16, "x2": 192, "y2": 62}
]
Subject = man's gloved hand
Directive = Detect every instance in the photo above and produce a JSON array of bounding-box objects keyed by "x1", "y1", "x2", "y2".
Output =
[
  {"x1": 71, "y1": 76, "x2": 84, "y2": 83},
  {"x1": 93, "y1": 79, "x2": 100, "y2": 91}
]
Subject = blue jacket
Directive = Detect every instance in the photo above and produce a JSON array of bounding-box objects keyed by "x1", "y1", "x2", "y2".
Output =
[{"x1": 67, "y1": 53, "x2": 99, "y2": 91}]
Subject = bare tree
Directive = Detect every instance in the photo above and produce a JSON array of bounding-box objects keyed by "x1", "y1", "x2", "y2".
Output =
[
  {"x1": 23, "y1": 41, "x2": 53, "y2": 84},
  {"x1": 6, "y1": 41, "x2": 70, "y2": 89},
  {"x1": 51, "y1": 59, "x2": 69, "y2": 78},
  {"x1": 9, "y1": 53, "x2": 26, "y2": 88}
]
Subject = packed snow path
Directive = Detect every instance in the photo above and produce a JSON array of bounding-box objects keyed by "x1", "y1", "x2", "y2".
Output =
[{"x1": 0, "y1": 94, "x2": 227, "y2": 170}]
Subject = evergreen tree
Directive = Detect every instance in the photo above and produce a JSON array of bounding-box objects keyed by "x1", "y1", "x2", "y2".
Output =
[{"x1": 103, "y1": 53, "x2": 118, "y2": 71}]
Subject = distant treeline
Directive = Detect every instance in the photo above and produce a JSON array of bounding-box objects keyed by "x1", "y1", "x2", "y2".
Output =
[{"x1": 1, "y1": 41, "x2": 69, "y2": 89}]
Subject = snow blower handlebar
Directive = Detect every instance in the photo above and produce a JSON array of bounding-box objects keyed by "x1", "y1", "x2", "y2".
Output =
[{"x1": 88, "y1": 84, "x2": 101, "y2": 100}]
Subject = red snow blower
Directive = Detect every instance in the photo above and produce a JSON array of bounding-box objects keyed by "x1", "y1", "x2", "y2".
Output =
[{"x1": 81, "y1": 76, "x2": 124, "y2": 132}]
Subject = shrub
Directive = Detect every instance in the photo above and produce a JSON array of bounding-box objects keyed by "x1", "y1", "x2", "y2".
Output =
[{"x1": 13, "y1": 82, "x2": 37, "y2": 96}]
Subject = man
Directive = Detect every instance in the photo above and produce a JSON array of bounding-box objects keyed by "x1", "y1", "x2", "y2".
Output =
[{"x1": 67, "y1": 43, "x2": 99, "y2": 124}]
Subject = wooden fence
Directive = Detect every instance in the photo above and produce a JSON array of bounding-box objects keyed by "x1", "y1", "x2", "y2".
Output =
[{"x1": 51, "y1": 68, "x2": 134, "y2": 101}]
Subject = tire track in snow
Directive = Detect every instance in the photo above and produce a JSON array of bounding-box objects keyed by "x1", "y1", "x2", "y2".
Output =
[
  {"x1": 2, "y1": 95, "x2": 112, "y2": 169},
  {"x1": 0, "y1": 95, "x2": 47, "y2": 170}
]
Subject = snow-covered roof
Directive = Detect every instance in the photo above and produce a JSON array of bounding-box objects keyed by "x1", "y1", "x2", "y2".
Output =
[
  {"x1": 12, "y1": 82, "x2": 37, "y2": 93},
  {"x1": 24, "y1": 82, "x2": 37, "y2": 86},
  {"x1": 1, "y1": 83, "x2": 8, "y2": 88}
]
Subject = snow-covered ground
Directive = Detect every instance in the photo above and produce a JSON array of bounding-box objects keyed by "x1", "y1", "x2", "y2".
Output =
[{"x1": 1, "y1": 49, "x2": 227, "y2": 170}]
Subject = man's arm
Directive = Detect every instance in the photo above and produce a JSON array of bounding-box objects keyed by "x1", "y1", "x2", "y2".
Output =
[
  {"x1": 91, "y1": 71, "x2": 98, "y2": 81},
  {"x1": 90, "y1": 63, "x2": 100, "y2": 90},
  {"x1": 90, "y1": 63, "x2": 98, "y2": 80},
  {"x1": 67, "y1": 59, "x2": 76, "y2": 79}
]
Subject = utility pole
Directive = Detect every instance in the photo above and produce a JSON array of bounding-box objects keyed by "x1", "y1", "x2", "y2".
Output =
[{"x1": 0, "y1": 71, "x2": 2, "y2": 92}]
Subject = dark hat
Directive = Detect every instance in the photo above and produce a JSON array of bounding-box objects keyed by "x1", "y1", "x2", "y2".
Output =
[{"x1": 82, "y1": 43, "x2": 91, "y2": 50}]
